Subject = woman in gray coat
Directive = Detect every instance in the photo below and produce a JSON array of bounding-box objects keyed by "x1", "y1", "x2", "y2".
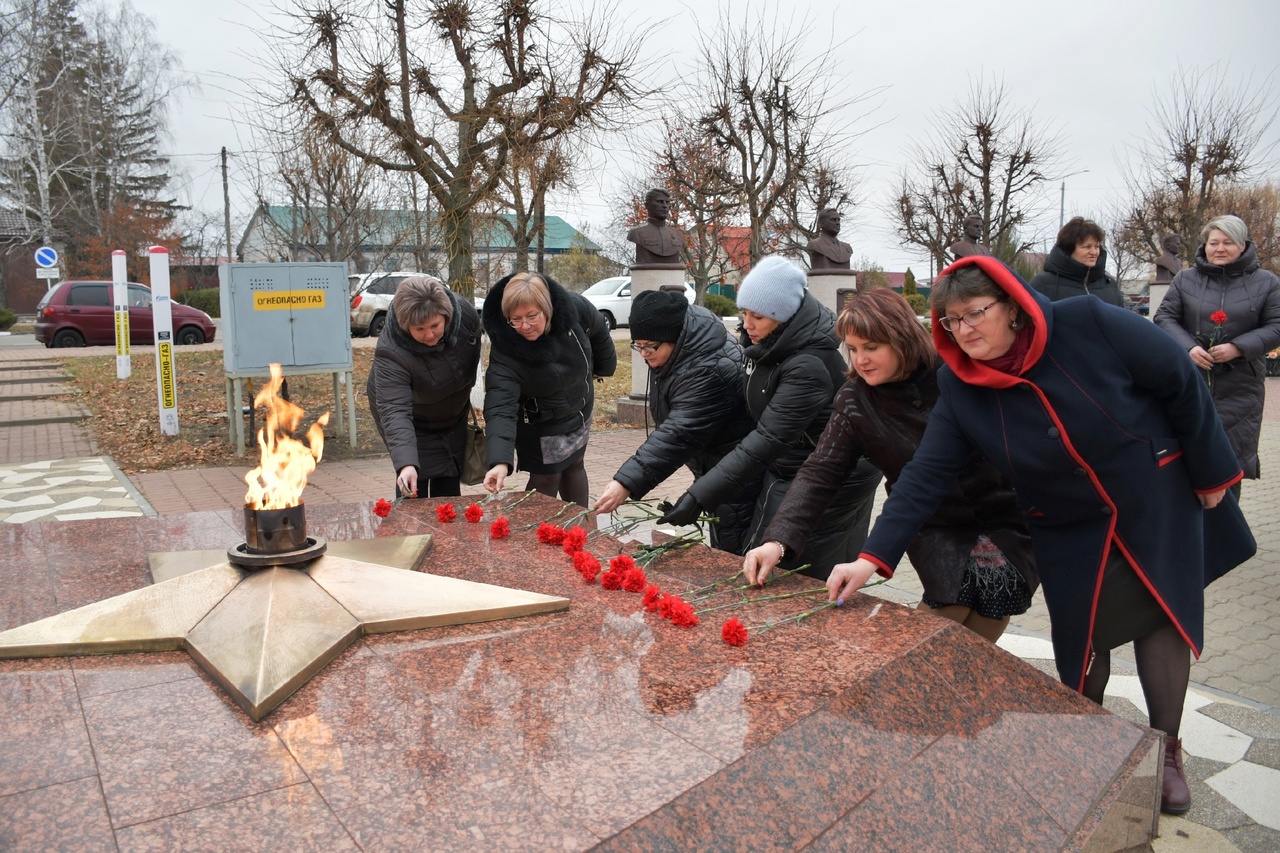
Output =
[
  {"x1": 1155, "y1": 215, "x2": 1280, "y2": 486},
  {"x1": 367, "y1": 276, "x2": 482, "y2": 498}
]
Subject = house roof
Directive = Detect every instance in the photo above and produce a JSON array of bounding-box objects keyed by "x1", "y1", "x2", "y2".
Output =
[{"x1": 254, "y1": 205, "x2": 599, "y2": 254}]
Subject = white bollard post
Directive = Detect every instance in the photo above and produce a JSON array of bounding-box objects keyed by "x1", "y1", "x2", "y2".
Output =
[
  {"x1": 149, "y1": 246, "x2": 179, "y2": 435},
  {"x1": 111, "y1": 250, "x2": 131, "y2": 380}
]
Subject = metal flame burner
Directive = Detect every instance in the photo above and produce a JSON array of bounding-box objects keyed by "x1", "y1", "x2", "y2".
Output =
[{"x1": 228, "y1": 504, "x2": 327, "y2": 568}]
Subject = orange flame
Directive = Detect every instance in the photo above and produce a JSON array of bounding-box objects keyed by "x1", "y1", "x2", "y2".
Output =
[{"x1": 244, "y1": 364, "x2": 331, "y2": 509}]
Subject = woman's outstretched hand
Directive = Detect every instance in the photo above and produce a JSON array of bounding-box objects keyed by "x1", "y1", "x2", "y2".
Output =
[
  {"x1": 826, "y1": 558, "x2": 880, "y2": 605},
  {"x1": 483, "y1": 464, "x2": 507, "y2": 494}
]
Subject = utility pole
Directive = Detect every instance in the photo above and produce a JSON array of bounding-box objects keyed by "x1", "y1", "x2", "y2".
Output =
[
  {"x1": 222, "y1": 147, "x2": 233, "y2": 262},
  {"x1": 1059, "y1": 181, "x2": 1065, "y2": 230}
]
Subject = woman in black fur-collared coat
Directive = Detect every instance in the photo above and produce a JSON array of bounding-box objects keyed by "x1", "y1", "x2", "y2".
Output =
[{"x1": 481, "y1": 271, "x2": 616, "y2": 506}]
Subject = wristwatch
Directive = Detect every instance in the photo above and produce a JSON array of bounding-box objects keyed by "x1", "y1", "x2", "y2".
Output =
[{"x1": 769, "y1": 540, "x2": 787, "y2": 559}]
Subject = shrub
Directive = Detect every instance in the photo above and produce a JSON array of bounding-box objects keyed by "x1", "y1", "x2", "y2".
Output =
[
  {"x1": 177, "y1": 288, "x2": 221, "y2": 318},
  {"x1": 0, "y1": 307, "x2": 15, "y2": 330},
  {"x1": 904, "y1": 293, "x2": 928, "y2": 316},
  {"x1": 703, "y1": 293, "x2": 737, "y2": 317}
]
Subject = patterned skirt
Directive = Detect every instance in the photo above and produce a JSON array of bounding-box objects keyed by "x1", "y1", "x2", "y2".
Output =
[{"x1": 921, "y1": 534, "x2": 1033, "y2": 618}]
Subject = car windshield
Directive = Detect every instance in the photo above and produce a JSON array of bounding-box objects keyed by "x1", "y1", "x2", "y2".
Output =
[{"x1": 583, "y1": 278, "x2": 627, "y2": 296}]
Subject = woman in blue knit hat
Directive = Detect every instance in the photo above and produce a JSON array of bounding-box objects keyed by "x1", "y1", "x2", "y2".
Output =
[{"x1": 659, "y1": 255, "x2": 882, "y2": 578}]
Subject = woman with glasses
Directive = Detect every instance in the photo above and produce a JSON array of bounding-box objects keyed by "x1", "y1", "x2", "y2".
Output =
[
  {"x1": 658, "y1": 256, "x2": 883, "y2": 578},
  {"x1": 825, "y1": 256, "x2": 1254, "y2": 815},
  {"x1": 1028, "y1": 216, "x2": 1124, "y2": 306},
  {"x1": 593, "y1": 288, "x2": 758, "y2": 553},
  {"x1": 743, "y1": 288, "x2": 1037, "y2": 642},
  {"x1": 1154, "y1": 214, "x2": 1280, "y2": 495},
  {"x1": 482, "y1": 271, "x2": 616, "y2": 506},
  {"x1": 367, "y1": 275, "x2": 481, "y2": 499}
]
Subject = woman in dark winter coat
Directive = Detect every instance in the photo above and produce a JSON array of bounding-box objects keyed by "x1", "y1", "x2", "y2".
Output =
[
  {"x1": 826, "y1": 256, "x2": 1254, "y2": 815},
  {"x1": 482, "y1": 271, "x2": 616, "y2": 506},
  {"x1": 744, "y1": 288, "x2": 1037, "y2": 642},
  {"x1": 658, "y1": 256, "x2": 882, "y2": 578},
  {"x1": 367, "y1": 276, "x2": 482, "y2": 498},
  {"x1": 1154, "y1": 214, "x2": 1280, "y2": 486},
  {"x1": 593, "y1": 289, "x2": 758, "y2": 554},
  {"x1": 1029, "y1": 216, "x2": 1125, "y2": 306}
]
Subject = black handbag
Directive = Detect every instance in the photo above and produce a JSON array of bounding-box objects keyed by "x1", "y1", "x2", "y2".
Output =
[{"x1": 462, "y1": 407, "x2": 487, "y2": 486}]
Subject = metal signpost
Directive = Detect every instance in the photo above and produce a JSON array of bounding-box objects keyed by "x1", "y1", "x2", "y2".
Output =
[
  {"x1": 111, "y1": 251, "x2": 131, "y2": 379},
  {"x1": 149, "y1": 247, "x2": 178, "y2": 435}
]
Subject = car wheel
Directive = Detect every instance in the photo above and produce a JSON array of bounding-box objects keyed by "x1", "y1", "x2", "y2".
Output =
[
  {"x1": 368, "y1": 313, "x2": 386, "y2": 338},
  {"x1": 176, "y1": 326, "x2": 206, "y2": 345},
  {"x1": 599, "y1": 311, "x2": 615, "y2": 331},
  {"x1": 52, "y1": 329, "x2": 85, "y2": 348}
]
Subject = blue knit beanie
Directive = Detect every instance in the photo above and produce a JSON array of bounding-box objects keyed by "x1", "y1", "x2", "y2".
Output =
[{"x1": 736, "y1": 256, "x2": 807, "y2": 321}]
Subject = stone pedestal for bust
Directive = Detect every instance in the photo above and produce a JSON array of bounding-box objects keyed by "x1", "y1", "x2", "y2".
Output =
[
  {"x1": 1149, "y1": 284, "x2": 1170, "y2": 322},
  {"x1": 617, "y1": 267, "x2": 687, "y2": 424},
  {"x1": 806, "y1": 270, "x2": 857, "y2": 316}
]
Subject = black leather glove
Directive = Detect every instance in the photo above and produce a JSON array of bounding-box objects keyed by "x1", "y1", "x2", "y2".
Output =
[{"x1": 657, "y1": 492, "x2": 701, "y2": 526}]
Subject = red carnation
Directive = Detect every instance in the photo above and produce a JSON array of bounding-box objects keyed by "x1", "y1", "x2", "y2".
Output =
[
  {"x1": 464, "y1": 504, "x2": 484, "y2": 523},
  {"x1": 657, "y1": 594, "x2": 683, "y2": 619},
  {"x1": 622, "y1": 567, "x2": 648, "y2": 593},
  {"x1": 373, "y1": 498, "x2": 393, "y2": 518},
  {"x1": 436, "y1": 503, "x2": 457, "y2": 522},
  {"x1": 489, "y1": 518, "x2": 511, "y2": 539},
  {"x1": 562, "y1": 526, "x2": 588, "y2": 554},
  {"x1": 670, "y1": 601, "x2": 699, "y2": 627},
  {"x1": 609, "y1": 554, "x2": 636, "y2": 573},
  {"x1": 643, "y1": 585, "x2": 663, "y2": 611},
  {"x1": 721, "y1": 617, "x2": 749, "y2": 646},
  {"x1": 572, "y1": 550, "x2": 600, "y2": 574},
  {"x1": 1210, "y1": 310, "x2": 1228, "y2": 325},
  {"x1": 536, "y1": 523, "x2": 565, "y2": 545},
  {"x1": 601, "y1": 569, "x2": 624, "y2": 591}
]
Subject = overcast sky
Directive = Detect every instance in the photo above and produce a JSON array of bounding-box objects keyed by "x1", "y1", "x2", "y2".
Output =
[{"x1": 129, "y1": 0, "x2": 1280, "y2": 275}]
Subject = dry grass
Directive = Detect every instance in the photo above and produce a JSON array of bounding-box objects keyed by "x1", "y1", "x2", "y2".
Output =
[{"x1": 60, "y1": 341, "x2": 637, "y2": 473}]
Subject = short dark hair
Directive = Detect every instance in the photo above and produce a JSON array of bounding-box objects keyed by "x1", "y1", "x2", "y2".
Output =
[
  {"x1": 644, "y1": 188, "x2": 670, "y2": 205},
  {"x1": 836, "y1": 289, "x2": 934, "y2": 380},
  {"x1": 1055, "y1": 216, "x2": 1105, "y2": 254},
  {"x1": 930, "y1": 265, "x2": 1006, "y2": 315}
]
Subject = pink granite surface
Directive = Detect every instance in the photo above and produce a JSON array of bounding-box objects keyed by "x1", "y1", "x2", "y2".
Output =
[{"x1": 0, "y1": 494, "x2": 1159, "y2": 850}]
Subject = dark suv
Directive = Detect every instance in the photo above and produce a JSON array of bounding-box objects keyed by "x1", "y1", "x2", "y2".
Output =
[{"x1": 34, "y1": 280, "x2": 217, "y2": 348}]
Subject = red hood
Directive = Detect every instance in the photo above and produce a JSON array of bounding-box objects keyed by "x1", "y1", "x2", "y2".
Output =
[{"x1": 931, "y1": 255, "x2": 1049, "y2": 388}]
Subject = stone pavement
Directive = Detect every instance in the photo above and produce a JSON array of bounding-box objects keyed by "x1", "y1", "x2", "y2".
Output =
[{"x1": 0, "y1": 337, "x2": 1276, "y2": 850}]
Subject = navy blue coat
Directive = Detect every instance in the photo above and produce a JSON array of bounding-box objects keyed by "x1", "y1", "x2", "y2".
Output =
[{"x1": 861, "y1": 256, "x2": 1255, "y2": 691}]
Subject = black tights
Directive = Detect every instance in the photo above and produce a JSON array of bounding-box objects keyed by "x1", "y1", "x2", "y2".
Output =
[
  {"x1": 1082, "y1": 621, "x2": 1190, "y2": 738},
  {"x1": 526, "y1": 458, "x2": 589, "y2": 507}
]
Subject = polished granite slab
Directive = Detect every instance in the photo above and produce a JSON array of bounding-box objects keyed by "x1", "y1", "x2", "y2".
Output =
[{"x1": 0, "y1": 494, "x2": 1160, "y2": 850}]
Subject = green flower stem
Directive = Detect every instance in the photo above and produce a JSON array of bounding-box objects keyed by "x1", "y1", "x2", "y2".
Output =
[
  {"x1": 758, "y1": 600, "x2": 839, "y2": 630},
  {"x1": 694, "y1": 586, "x2": 828, "y2": 615}
]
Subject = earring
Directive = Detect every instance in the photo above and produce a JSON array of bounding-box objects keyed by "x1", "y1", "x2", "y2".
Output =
[{"x1": 1010, "y1": 319, "x2": 1020, "y2": 330}]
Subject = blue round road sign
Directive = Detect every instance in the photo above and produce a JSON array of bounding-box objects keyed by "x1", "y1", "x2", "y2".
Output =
[{"x1": 34, "y1": 246, "x2": 58, "y2": 268}]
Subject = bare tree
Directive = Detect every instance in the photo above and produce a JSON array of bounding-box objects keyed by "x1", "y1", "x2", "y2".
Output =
[
  {"x1": 282, "y1": 0, "x2": 646, "y2": 295},
  {"x1": 892, "y1": 77, "x2": 1064, "y2": 271},
  {"x1": 495, "y1": 135, "x2": 573, "y2": 274},
  {"x1": 1119, "y1": 65, "x2": 1277, "y2": 264},
  {"x1": 690, "y1": 12, "x2": 876, "y2": 265}
]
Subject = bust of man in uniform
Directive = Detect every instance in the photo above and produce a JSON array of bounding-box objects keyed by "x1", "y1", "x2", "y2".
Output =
[
  {"x1": 806, "y1": 208, "x2": 853, "y2": 271},
  {"x1": 627, "y1": 188, "x2": 685, "y2": 268},
  {"x1": 1154, "y1": 233, "x2": 1184, "y2": 284},
  {"x1": 949, "y1": 213, "x2": 992, "y2": 259}
]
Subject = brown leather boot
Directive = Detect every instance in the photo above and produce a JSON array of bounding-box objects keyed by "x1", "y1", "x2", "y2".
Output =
[{"x1": 1162, "y1": 737, "x2": 1191, "y2": 814}]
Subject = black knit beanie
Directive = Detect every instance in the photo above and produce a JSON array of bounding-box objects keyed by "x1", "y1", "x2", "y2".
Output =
[{"x1": 630, "y1": 288, "x2": 688, "y2": 343}]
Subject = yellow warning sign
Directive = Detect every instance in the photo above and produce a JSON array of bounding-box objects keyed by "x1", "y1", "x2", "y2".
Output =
[
  {"x1": 158, "y1": 342, "x2": 175, "y2": 408},
  {"x1": 115, "y1": 308, "x2": 130, "y2": 355},
  {"x1": 252, "y1": 290, "x2": 327, "y2": 310}
]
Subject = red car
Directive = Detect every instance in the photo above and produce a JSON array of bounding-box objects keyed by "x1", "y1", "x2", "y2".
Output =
[{"x1": 34, "y1": 280, "x2": 217, "y2": 348}]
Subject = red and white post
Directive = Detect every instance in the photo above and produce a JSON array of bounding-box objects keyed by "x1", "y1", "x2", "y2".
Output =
[
  {"x1": 111, "y1": 250, "x2": 131, "y2": 380},
  {"x1": 149, "y1": 246, "x2": 179, "y2": 435}
]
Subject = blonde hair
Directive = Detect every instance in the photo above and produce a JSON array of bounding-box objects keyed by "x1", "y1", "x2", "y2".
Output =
[{"x1": 501, "y1": 272, "x2": 553, "y2": 324}]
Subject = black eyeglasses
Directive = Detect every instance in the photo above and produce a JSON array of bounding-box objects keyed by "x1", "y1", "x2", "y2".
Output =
[
  {"x1": 939, "y1": 300, "x2": 1001, "y2": 332},
  {"x1": 630, "y1": 341, "x2": 663, "y2": 355}
]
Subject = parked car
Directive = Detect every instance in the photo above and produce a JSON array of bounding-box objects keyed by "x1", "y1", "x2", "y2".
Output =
[
  {"x1": 581, "y1": 276, "x2": 696, "y2": 330},
  {"x1": 34, "y1": 280, "x2": 217, "y2": 348},
  {"x1": 349, "y1": 272, "x2": 484, "y2": 337}
]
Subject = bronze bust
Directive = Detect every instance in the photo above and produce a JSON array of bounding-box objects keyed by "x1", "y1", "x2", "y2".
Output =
[
  {"x1": 1154, "y1": 233, "x2": 1184, "y2": 284},
  {"x1": 949, "y1": 213, "x2": 992, "y2": 259},
  {"x1": 627, "y1": 189, "x2": 685, "y2": 269},
  {"x1": 806, "y1": 208, "x2": 853, "y2": 271}
]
